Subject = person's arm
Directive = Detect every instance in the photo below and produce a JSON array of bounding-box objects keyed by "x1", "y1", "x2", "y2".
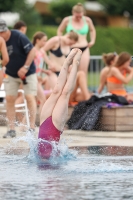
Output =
[
  {"x1": 111, "y1": 67, "x2": 133, "y2": 84},
  {"x1": 125, "y1": 66, "x2": 132, "y2": 73},
  {"x1": 17, "y1": 34, "x2": 36, "y2": 79},
  {"x1": 42, "y1": 37, "x2": 58, "y2": 71},
  {"x1": 57, "y1": 17, "x2": 69, "y2": 36},
  {"x1": 86, "y1": 17, "x2": 96, "y2": 48},
  {"x1": 0, "y1": 37, "x2": 9, "y2": 67},
  {"x1": 97, "y1": 68, "x2": 108, "y2": 94},
  {"x1": 41, "y1": 68, "x2": 52, "y2": 75},
  {"x1": 18, "y1": 47, "x2": 36, "y2": 79}
]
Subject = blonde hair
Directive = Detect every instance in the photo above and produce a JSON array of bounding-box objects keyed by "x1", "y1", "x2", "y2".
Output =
[
  {"x1": 102, "y1": 52, "x2": 117, "y2": 66},
  {"x1": 115, "y1": 52, "x2": 131, "y2": 67},
  {"x1": 32, "y1": 32, "x2": 47, "y2": 45},
  {"x1": 67, "y1": 31, "x2": 78, "y2": 42},
  {"x1": 72, "y1": 3, "x2": 84, "y2": 13}
]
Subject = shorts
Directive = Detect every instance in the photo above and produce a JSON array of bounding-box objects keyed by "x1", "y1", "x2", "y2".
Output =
[{"x1": 3, "y1": 74, "x2": 37, "y2": 96}]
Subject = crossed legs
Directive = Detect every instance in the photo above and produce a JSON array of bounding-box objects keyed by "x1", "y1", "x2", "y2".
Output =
[
  {"x1": 69, "y1": 70, "x2": 91, "y2": 103},
  {"x1": 40, "y1": 49, "x2": 82, "y2": 131}
]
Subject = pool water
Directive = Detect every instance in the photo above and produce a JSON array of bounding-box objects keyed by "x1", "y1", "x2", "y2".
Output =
[{"x1": 1, "y1": 139, "x2": 133, "y2": 200}]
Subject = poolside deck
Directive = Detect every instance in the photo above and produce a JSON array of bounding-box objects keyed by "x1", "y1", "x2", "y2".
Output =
[{"x1": 0, "y1": 126, "x2": 133, "y2": 153}]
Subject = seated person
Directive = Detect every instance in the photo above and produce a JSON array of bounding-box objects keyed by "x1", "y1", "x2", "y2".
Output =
[
  {"x1": 106, "y1": 52, "x2": 133, "y2": 101},
  {"x1": 98, "y1": 52, "x2": 118, "y2": 94},
  {"x1": 69, "y1": 71, "x2": 91, "y2": 106}
]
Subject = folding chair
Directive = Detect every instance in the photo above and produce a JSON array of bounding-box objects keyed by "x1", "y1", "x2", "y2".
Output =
[{"x1": 0, "y1": 83, "x2": 30, "y2": 127}]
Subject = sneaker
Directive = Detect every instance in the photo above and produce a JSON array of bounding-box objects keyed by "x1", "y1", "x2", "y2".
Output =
[{"x1": 3, "y1": 130, "x2": 16, "y2": 138}]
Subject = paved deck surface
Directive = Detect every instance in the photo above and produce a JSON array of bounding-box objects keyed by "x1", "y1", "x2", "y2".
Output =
[{"x1": 0, "y1": 126, "x2": 133, "y2": 153}]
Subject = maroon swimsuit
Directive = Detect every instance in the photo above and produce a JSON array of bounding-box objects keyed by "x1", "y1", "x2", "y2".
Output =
[{"x1": 37, "y1": 116, "x2": 62, "y2": 159}]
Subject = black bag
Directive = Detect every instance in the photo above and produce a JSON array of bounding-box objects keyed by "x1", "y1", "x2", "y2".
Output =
[{"x1": 67, "y1": 94, "x2": 129, "y2": 131}]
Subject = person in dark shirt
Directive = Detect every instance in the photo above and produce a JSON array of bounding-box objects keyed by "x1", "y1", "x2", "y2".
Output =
[
  {"x1": 0, "y1": 36, "x2": 9, "y2": 86},
  {"x1": 13, "y1": 21, "x2": 27, "y2": 34},
  {"x1": 0, "y1": 19, "x2": 37, "y2": 138}
]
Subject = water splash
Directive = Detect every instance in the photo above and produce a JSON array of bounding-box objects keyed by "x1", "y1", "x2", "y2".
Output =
[{"x1": 6, "y1": 129, "x2": 78, "y2": 166}]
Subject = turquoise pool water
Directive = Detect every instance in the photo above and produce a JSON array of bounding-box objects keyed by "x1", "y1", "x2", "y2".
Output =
[{"x1": 1, "y1": 143, "x2": 133, "y2": 200}]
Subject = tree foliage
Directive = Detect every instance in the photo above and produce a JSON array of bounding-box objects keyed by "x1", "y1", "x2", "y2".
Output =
[
  {"x1": 0, "y1": 0, "x2": 27, "y2": 12},
  {"x1": 26, "y1": 25, "x2": 133, "y2": 55},
  {"x1": 0, "y1": 0, "x2": 42, "y2": 25},
  {"x1": 97, "y1": 0, "x2": 133, "y2": 17},
  {"x1": 20, "y1": 6, "x2": 42, "y2": 25},
  {"x1": 49, "y1": 0, "x2": 133, "y2": 20},
  {"x1": 49, "y1": 0, "x2": 85, "y2": 20}
]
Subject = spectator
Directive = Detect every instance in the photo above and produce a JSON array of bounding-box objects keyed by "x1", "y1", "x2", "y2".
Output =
[
  {"x1": 43, "y1": 31, "x2": 78, "y2": 76},
  {"x1": 42, "y1": 31, "x2": 91, "y2": 104},
  {"x1": 106, "y1": 52, "x2": 133, "y2": 101},
  {"x1": 0, "y1": 19, "x2": 37, "y2": 138},
  {"x1": 57, "y1": 3, "x2": 96, "y2": 75},
  {"x1": 13, "y1": 20, "x2": 27, "y2": 34},
  {"x1": 98, "y1": 52, "x2": 118, "y2": 94},
  {"x1": 13, "y1": 21, "x2": 27, "y2": 126},
  {"x1": 13, "y1": 20, "x2": 27, "y2": 110},
  {"x1": 33, "y1": 31, "x2": 57, "y2": 113}
]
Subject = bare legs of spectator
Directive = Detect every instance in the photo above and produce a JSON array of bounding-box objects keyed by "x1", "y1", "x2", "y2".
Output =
[
  {"x1": 42, "y1": 73, "x2": 57, "y2": 91},
  {"x1": 37, "y1": 82, "x2": 46, "y2": 114},
  {"x1": 15, "y1": 92, "x2": 24, "y2": 125},
  {"x1": 25, "y1": 95, "x2": 37, "y2": 130},
  {"x1": 78, "y1": 48, "x2": 90, "y2": 75},
  {"x1": 6, "y1": 95, "x2": 16, "y2": 130},
  {"x1": 69, "y1": 71, "x2": 91, "y2": 103},
  {"x1": 6, "y1": 95, "x2": 36, "y2": 131}
]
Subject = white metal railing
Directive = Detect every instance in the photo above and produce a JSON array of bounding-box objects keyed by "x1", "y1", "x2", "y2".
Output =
[{"x1": 89, "y1": 55, "x2": 103, "y2": 92}]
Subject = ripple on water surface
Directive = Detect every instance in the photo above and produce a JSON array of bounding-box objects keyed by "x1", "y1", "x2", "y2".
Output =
[{"x1": 0, "y1": 132, "x2": 133, "y2": 200}]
